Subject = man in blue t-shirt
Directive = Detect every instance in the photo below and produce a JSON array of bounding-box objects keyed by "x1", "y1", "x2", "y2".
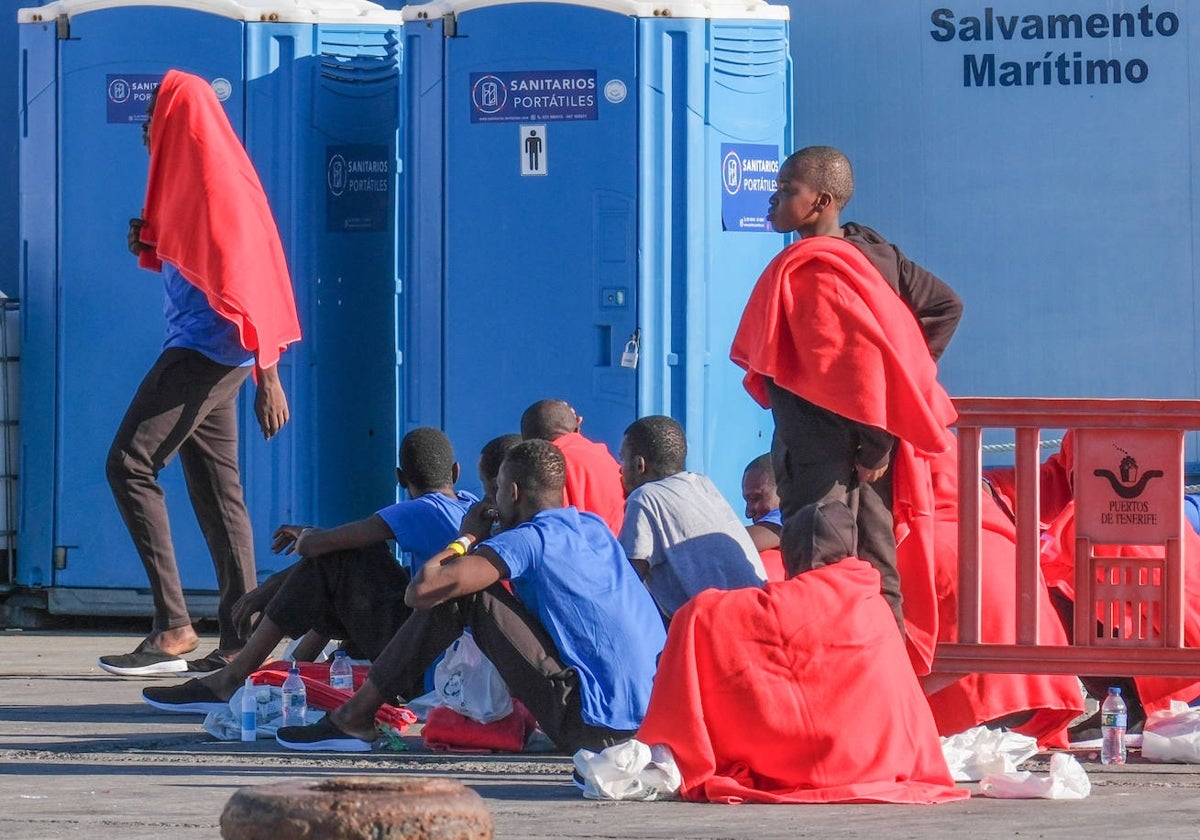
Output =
[
  {"x1": 142, "y1": 427, "x2": 479, "y2": 713},
  {"x1": 275, "y1": 439, "x2": 666, "y2": 754}
]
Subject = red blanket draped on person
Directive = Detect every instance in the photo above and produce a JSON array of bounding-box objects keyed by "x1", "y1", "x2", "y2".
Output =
[
  {"x1": 1040, "y1": 501, "x2": 1200, "y2": 715},
  {"x1": 552, "y1": 431, "x2": 626, "y2": 534},
  {"x1": 730, "y1": 236, "x2": 958, "y2": 674},
  {"x1": 918, "y1": 446, "x2": 1084, "y2": 747},
  {"x1": 636, "y1": 559, "x2": 967, "y2": 804},
  {"x1": 137, "y1": 69, "x2": 300, "y2": 369},
  {"x1": 990, "y1": 431, "x2": 1200, "y2": 715}
]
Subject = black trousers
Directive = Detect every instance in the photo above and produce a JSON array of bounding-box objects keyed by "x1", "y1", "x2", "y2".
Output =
[
  {"x1": 106, "y1": 348, "x2": 255, "y2": 650},
  {"x1": 767, "y1": 380, "x2": 905, "y2": 632},
  {"x1": 369, "y1": 583, "x2": 637, "y2": 754},
  {"x1": 266, "y1": 544, "x2": 414, "y2": 666}
]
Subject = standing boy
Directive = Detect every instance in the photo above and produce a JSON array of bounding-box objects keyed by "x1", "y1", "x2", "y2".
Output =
[{"x1": 730, "y1": 146, "x2": 958, "y2": 630}]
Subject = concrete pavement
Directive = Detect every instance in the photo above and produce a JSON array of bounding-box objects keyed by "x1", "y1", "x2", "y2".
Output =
[{"x1": 4, "y1": 629, "x2": 1200, "y2": 839}]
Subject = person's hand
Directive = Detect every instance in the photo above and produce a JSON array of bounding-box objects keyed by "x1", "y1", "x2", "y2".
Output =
[
  {"x1": 127, "y1": 218, "x2": 147, "y2": 256},
  {"x1": 459, "y1": 501, "x2": 500, "y2": 543},
  {"x1": 255, "y1": 364, "x2": 289, "y2": 440},
  {"x1": 272, "y1": 524, "x2": 309, "y2": 555},
  {"x1": 231, "y1": 569, "x2": 290, "y2": 639},
  {"x1": 855, "y1": 462, "x2": 889, "y2": 484}
]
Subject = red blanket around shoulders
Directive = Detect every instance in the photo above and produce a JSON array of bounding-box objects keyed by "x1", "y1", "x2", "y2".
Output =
[
  {"x1": 552, "y1": 431, "x2": 626, "y2": 534},
  {"x1": 137, "y1": 69, "x2": 300, "y2": 369}
]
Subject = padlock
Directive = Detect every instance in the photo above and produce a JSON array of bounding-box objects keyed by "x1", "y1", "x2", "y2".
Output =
[{"x1": 620, "y1": 340, "x2": 639, "y2": 369}]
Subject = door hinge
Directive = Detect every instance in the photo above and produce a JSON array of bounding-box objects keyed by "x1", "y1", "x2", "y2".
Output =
[
  {"x1": 443, "y1": 12, "x2": 457, "y2": 37},
  {"x1": 56, "y1": 14, "x2": 71, "y2": 39}
]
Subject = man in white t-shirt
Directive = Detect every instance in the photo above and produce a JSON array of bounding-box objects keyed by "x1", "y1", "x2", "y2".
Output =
[{"x1": 618, "y1": 415, "x2": 766, "y2": 619}]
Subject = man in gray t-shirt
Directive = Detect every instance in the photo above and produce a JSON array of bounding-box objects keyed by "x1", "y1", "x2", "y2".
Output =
[{"x1": 618, "y1": 416, "x2": 766, "y2": 618}]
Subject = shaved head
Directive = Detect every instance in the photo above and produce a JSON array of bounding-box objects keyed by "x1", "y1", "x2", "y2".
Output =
[{"x1": 521, "y1": 399, "x2": 578, "y2": 441}]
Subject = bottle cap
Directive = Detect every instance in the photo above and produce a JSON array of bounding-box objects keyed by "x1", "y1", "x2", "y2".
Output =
[
  {"x1": 1109, "y1": 686, "x2": 1122, "y2": 694},
  {"x1": 289, "y1": 666, "x2": 300, "y2": 674}
]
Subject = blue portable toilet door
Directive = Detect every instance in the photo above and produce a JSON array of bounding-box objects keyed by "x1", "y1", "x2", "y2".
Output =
[
  {"x1": 440, "y1": 3, "x2": 639, "y2": 471},
  {"x1": 51, "y1": 9, "x2": 244, "y2": 589}
]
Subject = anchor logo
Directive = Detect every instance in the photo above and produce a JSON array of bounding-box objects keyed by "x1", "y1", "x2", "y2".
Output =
[{"x1": 1093, "y1": 445, "x2": 1164, "y2": 499}]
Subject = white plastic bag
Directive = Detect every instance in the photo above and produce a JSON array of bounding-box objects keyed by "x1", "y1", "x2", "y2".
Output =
[
  {"x1": 1142, "y1": 700, "x2": 1200, "y2": 763},
  {"x1": 940, "y1": 726, "x2": 1039, "y2": 782},
  {"x1": 572, "y1": 739, "x2": 681, "y2": 801},
  {"x1": 202, "y1": 684, "x2": 324, "y2": 740},
  {"x1": 978, "y1": 752, "x2": 1091, "y2": 800},
  {"x1": 434, "y1": 632, "x2": 513, "y2": 724}
]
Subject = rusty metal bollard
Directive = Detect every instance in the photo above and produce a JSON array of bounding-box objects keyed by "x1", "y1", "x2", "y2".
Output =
[{"x1": 220, "y1": 776, "x2": 494, "y2": 840}]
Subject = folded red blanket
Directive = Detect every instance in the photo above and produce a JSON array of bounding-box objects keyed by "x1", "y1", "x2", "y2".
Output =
[{"x1": 422, "y1": 701, "x2": 538, "y2": 753}]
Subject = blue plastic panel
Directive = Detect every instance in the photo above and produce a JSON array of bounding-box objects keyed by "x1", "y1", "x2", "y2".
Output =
[
  {"x1": 637, "y1": 16, "x2": 789, "y2": 504},
  {"x1": 0, "y1": 0, "x2": 27, "y2": 299},
  {"x1": 243, "y1": 22, "x2": 402, "y2": 577},
  {"x1": 786, "y1": 1, "x2": 1196, "y2": 406},
  {"x1": 415, "y1": 3, "x2": 640, "y2": 490}
]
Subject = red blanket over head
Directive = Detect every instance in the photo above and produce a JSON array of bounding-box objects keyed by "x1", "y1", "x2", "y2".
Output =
[
  {"x1": 915, "y1": 446, "x2": 1084, "y2": 747},
  {"x1": 553, "y1": 431, "x2": 625, "y2": 534},
  {"x1": 137, "y1": 69, "x2": 300, "y2": 369},
  {"x1": 637, "y1": 559, "x2": 967, "y2": 805}
]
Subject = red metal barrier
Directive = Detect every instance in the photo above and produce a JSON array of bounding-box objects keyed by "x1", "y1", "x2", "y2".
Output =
[{"x1": 933, "y1": 398, "x2": 1200, "y2": 678}]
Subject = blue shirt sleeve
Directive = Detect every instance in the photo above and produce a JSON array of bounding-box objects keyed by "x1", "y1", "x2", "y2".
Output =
[
  {"x1": 480, "y1": 524, "x2": 541, "y2": 580},
  {"x1": 375, "y1": 500, "x2": 422, "y2": 545}
]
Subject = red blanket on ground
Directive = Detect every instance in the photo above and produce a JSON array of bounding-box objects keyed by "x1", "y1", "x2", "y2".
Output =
[
  {"x1": 552, "y1": 431, "x2": 625, "y2": 534},
  {"x1": 137, "y1": 69, "x2": 300, "y2": 369},
  {"x1": 637, "y1": 559, "x2": 967, "y2": 805},
  {"x1": 730, "y1": 236, "x2": 958, "y2": 675},
  {"x1": 253, "y1": 662, "x2": 417, "y2": 734},
  {"x1": 916, "y1": 447, "x2": 1083, "y2": 747}
]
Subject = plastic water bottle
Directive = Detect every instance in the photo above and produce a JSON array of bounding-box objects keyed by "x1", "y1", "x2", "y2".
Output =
[
  {"x1": 282, "y1": 666, "x2": 307, "y2": 728},
  {"x1": 1101, "y1": 686, "x2": 1128, "y2": 765},
  {"x1": 240, "y1": 677, "x2": 257, "y2": 742},
  {"x1": 329, "y1": 650, "x2": 354, "y2": 691}
]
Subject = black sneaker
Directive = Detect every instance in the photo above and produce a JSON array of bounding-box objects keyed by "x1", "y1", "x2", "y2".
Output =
[
  {"x1": 182, "y1": 649, "x2": 236, "y2": 676},
  {"x1": 98, "y1": 641, "x2": 187, "y2": 677},
  {"x1": 276, "y1": 716, "x2": 373, "y2": 753},
  {"x1": 142, "y1": 678, "x2": 229, "y2": 715}
]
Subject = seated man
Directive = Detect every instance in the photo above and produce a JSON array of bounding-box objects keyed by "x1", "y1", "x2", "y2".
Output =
[
  {"x1": 275, "y1": 439, "x2": 666, "y2": 753},
  {"x1": 618, "y1": 415, "x2": 766, "y2": 619},
  {"x1": 521, "y1": 398, "x2": 625, "y2": 534},
  {"x1": 741, "y1": 453, "x2": 785, "y2": 582},
  {"x1": 637, "y1": 500, "x2": 967, "y2": 804},
  {"x1": 141, "y1": 427, "x2": 480, "y2": 712}
]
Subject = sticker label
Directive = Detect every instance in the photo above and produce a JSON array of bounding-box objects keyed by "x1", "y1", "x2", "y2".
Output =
[
  {"x1": 326, "y1": 145, "x2": 391, "y2": 233},
  {"x1": 471, "y1": 70, "x2": 597, "y2": 123},
  {"x1": 720, "y1": 143, "x2": 781, "y2": 232},
  {"x1": 106, "y1": 74, "x2": 162, "y2": 124},
  {"x1": 520, "y1": 125, "x2": 548, "y2": 176}
]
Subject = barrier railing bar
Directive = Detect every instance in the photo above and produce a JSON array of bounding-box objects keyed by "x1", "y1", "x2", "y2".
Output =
[{"x1": 1014, "y1": 427, "x2": 1041, "y2": 645}]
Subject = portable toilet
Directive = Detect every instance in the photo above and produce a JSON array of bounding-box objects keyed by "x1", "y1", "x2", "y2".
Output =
[
  {"x1": 17, "y1": 0, "x2": 403, "y2": 616},
  {"x1": 402, "y1": 0, "x2": 790, "y2": 504}
]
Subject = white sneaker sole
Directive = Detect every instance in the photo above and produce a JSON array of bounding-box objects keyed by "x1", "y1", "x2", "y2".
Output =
[{"x1": 97, "y1": 657, "x2": 188, "y2": 677}]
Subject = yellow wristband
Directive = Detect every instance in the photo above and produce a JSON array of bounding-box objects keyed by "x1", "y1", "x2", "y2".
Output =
[{"x1": 446, "y1": 536, "x2": 473, "y2": 556}]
